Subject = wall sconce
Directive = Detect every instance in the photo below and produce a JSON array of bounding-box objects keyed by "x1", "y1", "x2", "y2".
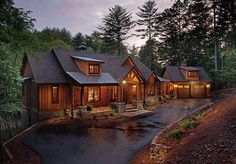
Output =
[
  {"x1": 206, "y1": 84, "x2": 210, "y2": 88},
  {"x1": 174, "y1": 84, "x2": 178, "y2": 88},
  {"x1": 122, "y1": 80, "x2": 126, "y2": 84}
]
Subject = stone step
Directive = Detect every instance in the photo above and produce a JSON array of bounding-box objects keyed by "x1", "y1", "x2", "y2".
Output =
[
  {"x1": 125, "y1": 108, "x2": 139, "y2": 112},
  {"x1": 125, "y1": 104, "x2": 136, "y2": 110}
]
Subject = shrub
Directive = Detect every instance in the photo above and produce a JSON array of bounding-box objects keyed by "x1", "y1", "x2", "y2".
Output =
[
  {"x1": 87, "y1": 105, "x2": 93, "y2": 112},
  {"x1": 195, "y1": 111, "x2": 207, "y2": 120},
  {"x1": 168, "y1": 129, "x2": 183, "y2": 140},
  {"x1": 178, "y1": 119, "x2": 197, "y2": 129}
]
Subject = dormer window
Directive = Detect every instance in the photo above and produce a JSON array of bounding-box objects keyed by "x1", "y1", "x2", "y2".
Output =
[
  {"x1": 188, "y1": 71, "x2": 198, "y2": 77},
  {"x1": 89, "y1": 64, "x2": 100, "y2": 74}
]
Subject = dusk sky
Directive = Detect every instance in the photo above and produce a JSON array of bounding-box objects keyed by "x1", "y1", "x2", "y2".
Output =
[{"x1": 14, "y1": 0, "x2": 173, "y2": 47}]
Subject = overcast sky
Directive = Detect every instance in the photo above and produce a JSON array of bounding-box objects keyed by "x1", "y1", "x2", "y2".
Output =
[{"x1": 14, "y1": 0, "x2": 173, "y2": 47}]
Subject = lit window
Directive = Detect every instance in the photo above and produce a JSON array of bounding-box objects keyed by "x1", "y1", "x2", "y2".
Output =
[
  {"x1": 88, "y1": 87, "x2": 100, "y2": 102},
  {"x1": 52, "y1": 85, "x2": 59, "y2": 104},
  {"x1": 112, "y1": 86, "x2": 117, "y2": 100},
  {"x1": 188, "y1": 71, "x2": 198, "y2": 77},
  {"x1": 89, "y1": 64, "x2": 100, "y2": 74}
]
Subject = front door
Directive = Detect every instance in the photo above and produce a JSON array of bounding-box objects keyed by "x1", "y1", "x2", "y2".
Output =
[{"x1": 123, "y1": 84, "x2": 137, "y2": 104}]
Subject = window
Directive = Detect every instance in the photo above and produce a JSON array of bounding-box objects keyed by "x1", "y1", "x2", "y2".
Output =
[
  {"x1": 88, "y1": 87, "x2": 100, "y2": 102},
  {"x1": 89, "y1": 64, "x2": 100, "y2": 74},
  {"x1": 188, "y1": 71, "x2": 198, "y2": 77},
  {"x1": 52, "y1": 85, "x2": 59, "y2": 104},
  {"x1": 148, "y1": 83, "x2": 155, "y2": 96},
  {"x1": 111, "y1": 86, "x2": 117, "y2": 100},
  {"x1": 132, "y1": 85, "x2": 137, "y2": 94}
]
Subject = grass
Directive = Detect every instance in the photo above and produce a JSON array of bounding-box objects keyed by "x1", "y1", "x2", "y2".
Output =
[{"x1": 178, "y1": 118, "x2": 197, "y2": 129}]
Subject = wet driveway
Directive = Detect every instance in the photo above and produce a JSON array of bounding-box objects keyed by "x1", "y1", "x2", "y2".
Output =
[{"x1": 23, "y1": 99, "x2": 211, "y2": 164}]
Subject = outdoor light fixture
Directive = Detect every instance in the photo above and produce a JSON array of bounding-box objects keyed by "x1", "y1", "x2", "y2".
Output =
[
  {"x1": 122, "y1": 80, "x2": 126, "y2": 84},
  {"x1": 206, "y1": 84, "x2": 210, "y2": 88},
  {"x1": 174, "y1": 84, "x2": 178, "y2": 88}
]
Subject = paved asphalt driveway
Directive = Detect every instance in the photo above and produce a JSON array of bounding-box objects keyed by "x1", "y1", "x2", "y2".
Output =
[{"x1": 23, "y1": 99, "x2": 211, "y2": 164}]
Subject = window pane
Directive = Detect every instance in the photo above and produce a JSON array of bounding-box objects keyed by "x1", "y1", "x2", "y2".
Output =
[{"x1": 52, "y1": 85, "x2": 59, "y2": 104}]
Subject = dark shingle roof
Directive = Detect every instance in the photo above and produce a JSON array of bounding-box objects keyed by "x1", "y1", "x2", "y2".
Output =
[
  {"x1": 66, "y1": 72, "x2": 118, "y2": 85},
  {"x1": 134, "y1": 59, "x2": 154, "y2": 81},
  {"x1": 24, "y1": 48, "x2": 155, "y2": 84},
  {"x1": 53, "y1": 49, "x2": 145, "y2": 83},
  {"x1": 165, "y1": 66, "x2": 212, "y2": 82},
  {"x1": 26, "y1": 53, "x2": 68, "y2": 83},
  {"x1": 157, "y1": 76, "x2": 170, "y2": 82}
]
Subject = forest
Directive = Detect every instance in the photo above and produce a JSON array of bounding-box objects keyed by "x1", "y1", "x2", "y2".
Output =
[{"x1": 0, "y1": 0, "x2": 235, "y2": 150}]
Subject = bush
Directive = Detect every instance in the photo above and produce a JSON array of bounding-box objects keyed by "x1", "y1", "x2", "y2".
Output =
[
  {"x1": 87, "y1": 105, "x2": 93, "y2": 112},
  {"x1": 168, "y1": 129, "x2": 183, "y2": 140},
  {"x1": 178, "y1": 119, "x2": 197, "y2": 129},
  {"x1": 195, "y1": 111, "x2": 207, "y2": 120}
]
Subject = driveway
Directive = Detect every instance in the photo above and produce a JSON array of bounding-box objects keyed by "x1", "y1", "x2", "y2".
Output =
[{"x1": 23, "y1": 99, "x2": 211, "y2": 164}]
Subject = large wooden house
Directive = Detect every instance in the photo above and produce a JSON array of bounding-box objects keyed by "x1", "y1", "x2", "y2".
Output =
[
  {"x1": 21, "y1": 48, "x2": 164, "y2": 114},
  {"x1": 162, "y1": 66, "x2": 212, "y2": 98}
]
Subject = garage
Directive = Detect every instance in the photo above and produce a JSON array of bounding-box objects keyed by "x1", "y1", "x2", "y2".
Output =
[
  {"x1": 191, "y1": 84, "x2": 206, "y2": 98},
  {"x1": 177, "y1": 85, "x2": 190, "y2": 98}
]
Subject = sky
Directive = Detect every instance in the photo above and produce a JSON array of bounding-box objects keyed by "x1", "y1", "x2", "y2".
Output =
[{"x1": 14, "y1": 0, "x2": 173, "y2": 47}]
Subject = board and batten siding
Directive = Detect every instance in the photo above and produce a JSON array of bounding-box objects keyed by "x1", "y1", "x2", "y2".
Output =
[{"x1": 39, "y1": 84, "x2": 71, "y2": 112}]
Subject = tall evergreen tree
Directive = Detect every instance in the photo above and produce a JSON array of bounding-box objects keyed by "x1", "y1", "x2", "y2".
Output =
[
  {"x1": 139, "y1": 39, "x2": 158, "y2": 73},
  {"x1": 99, "y1": 5, "x2": 134, "y2": 56},
  {"x1": 136, "y1": 0, "x2": 158, "y2": 40}
]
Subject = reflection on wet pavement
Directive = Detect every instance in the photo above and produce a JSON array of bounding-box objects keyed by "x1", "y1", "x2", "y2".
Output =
[{"x1": 23, "y1": 99, "x2": 211, "y2": 164}]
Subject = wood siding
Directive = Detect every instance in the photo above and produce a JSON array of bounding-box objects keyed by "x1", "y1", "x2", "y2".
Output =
[
  {"x1": 22, "y1": 60, "x2": 33, "y2": 77},
  {"x1": 74, "y1": 60, "x2": 101, "y2": 75},
  {"x1": 39, "y1": 84, "x2": 71, "y2": 112}
]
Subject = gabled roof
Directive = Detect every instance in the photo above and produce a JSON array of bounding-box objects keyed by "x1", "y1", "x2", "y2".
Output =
[
  {"x1": 164, "y1": 66, "x2": 212, "y2": 82},
  {"x1": 24, "y1": 53, "x2": 68, "y2": 83},
  {"x1": 179, "y1": 66, "x2": 200, "y2": 71},
  {"x1": 66, "y1": 72, "x2": 118, "y2": 85},
  {"x1": 52, "y1": 49, "x2": 148, "y2": 83},
  {"x1": 71, "y1": 56, "x2": 104, "y2": 63},
  {"x1": 133, "y1": 59, "x2": 154, "y2": 81},
  {"x1": 22, "y1": 48, "x2": 156, "y2": 85},
  {"x1": 157, "y1": 76, "x2": 169, "y2": 82}
]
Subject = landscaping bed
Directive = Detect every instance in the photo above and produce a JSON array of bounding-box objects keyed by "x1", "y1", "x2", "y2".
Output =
[{"x1": 132, "y1": 91, "x2": 236, "y2": 164}]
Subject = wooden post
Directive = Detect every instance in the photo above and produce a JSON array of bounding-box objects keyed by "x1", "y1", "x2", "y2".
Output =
[{"x1": 80, "y1": 86, "x2": 84, "y2": 106}]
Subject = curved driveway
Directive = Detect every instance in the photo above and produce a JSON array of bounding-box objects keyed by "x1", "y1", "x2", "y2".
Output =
[{"x1": 23, "y1": 99, "x2": 211, "y2": 164}]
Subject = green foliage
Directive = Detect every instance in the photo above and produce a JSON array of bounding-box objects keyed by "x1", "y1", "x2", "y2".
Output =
[
  {"x1": 168, "y1": 129, "x2": 183, "y2": 140},
  {"x1": 218, "y1": 49, "x2": 236, "y2": 88},
  {"x1": 99, "y1": 5, "x2": 134, "y2": 56},
  {"x1": 195, "y1": 111, "x2": 207, "y2": 120},
  {"x1": 87, "y1": 105, "x2": 93, "y2": 112},
  {"x1": 136, "y1": 0, "x2": 158, "y2": 39},
  {"x1": 139, "y1": 39, "x2": 159, "y2": 74},
  {"x1": 178, "y1": 119, "x2": 197, "y2": 129}
]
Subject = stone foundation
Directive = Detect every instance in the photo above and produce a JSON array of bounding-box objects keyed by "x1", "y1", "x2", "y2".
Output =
[{"x1": 150, "y1": 143, "x2": 171, "y2": 162}]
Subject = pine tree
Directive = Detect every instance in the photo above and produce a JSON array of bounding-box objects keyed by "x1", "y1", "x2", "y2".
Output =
[
  {"x1": 136, "y1": 0, "x2": 158, "y2": 40},
  {"x1": 99, "y1": 5, "x2": 134, "y2": 56}
]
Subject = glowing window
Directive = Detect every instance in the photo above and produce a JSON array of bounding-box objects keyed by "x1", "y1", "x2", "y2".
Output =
[
  {"x1": 89, "y1": 64, "x2": 100, "y2": 74},
  {"x1": 52, "y1": 85, "x2": 59, "y2": 104},
  {"x1": 88, "y1": 87, "x2": 100, "y2": 102}
]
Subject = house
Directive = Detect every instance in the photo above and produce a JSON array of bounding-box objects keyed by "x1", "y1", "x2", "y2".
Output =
[
  {"x1": 21, "y1": 48, "x2": 165, "y2": 115},
  {"x1": 162, "y1": 65, "x2": 212, "y2": 98}
]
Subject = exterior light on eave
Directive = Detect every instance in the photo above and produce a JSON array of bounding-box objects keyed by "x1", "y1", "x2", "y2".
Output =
[
  {"x1": 206, "y1": 84, "x2": 210, "y2": 88},
  {"x1": 122, "y1": 80, "x2": 126, "y2": 84},
  {"x1": 174, "y1": 84, "x2": 178, "y2": 88}
]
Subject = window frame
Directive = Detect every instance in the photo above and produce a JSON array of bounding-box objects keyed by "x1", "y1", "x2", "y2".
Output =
[
  {"x1": 51, "y1": 85, "x2": 59, "y2": 104},
  {"x1": 187, "y1": 71, "x2": 198, "y2": 77},
  {"x1": 89, "y1": 64, "x2": 100, "y2": 74},
  {"x1": 88, "y1": 86, "x2": 101, "y2": 102}
]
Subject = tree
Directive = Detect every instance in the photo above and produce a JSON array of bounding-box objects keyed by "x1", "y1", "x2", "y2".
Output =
[
  {"x1": 99, "y1": 5, "x2": 134, "y2": 56},
  {"x1": 136, "y1": 0, "x2": 159, "y2": 40},
  {"x1": 139, "y1": 39, "x2": 159, "y2": 73},
  {"x1": 72, "y1": 32, "x2": 85, "y2": 50},
  {"x1": 128, "y1": 44, "x2": 139, "y2": 59}
]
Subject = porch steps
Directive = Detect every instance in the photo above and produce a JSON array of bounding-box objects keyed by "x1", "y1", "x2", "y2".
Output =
[
  {"x1": 125, "y1": 108, "x2": 139, "y2": 112},
  {"x1": 125, "y1": 104, "x2": 138, "y2": 112}
]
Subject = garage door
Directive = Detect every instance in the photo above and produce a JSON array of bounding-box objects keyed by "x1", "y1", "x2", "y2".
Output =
[
  {"x1": 192, "y1": 85, "x2": 206, "y2": 98},
  {"x1": 177, "y1": 85, "x2": 190, "y2": 98}
]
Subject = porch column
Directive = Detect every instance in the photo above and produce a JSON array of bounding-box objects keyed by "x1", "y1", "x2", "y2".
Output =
[{"x1": 80, "y1": 86, "x2": 84, "y2": 106}]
